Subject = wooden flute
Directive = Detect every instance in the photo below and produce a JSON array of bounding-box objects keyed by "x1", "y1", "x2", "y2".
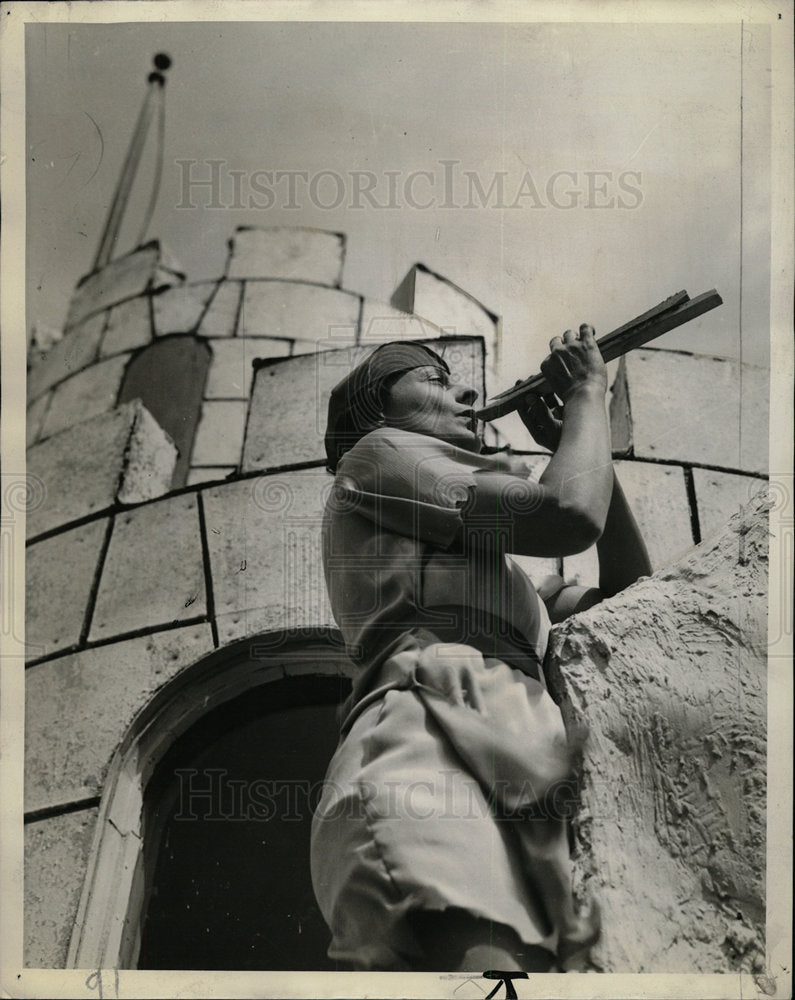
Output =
[{"x1": 475, "y1": 288, "x2": 723, "y2": 421}]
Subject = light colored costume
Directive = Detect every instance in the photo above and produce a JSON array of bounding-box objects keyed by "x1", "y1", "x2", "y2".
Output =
[{"x1": 311, "y1": 426, "x2": 576, "y2": 969}]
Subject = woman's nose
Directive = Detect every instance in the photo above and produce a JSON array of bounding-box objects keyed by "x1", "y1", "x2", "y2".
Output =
[{"x1": 455, "y1": 383, "x2": 479, "y2": 405}]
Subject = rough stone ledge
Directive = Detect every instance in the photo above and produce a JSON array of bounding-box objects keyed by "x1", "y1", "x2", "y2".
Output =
[{"x1": 545, "y1": 487, "x2": 769, "y2": 973}]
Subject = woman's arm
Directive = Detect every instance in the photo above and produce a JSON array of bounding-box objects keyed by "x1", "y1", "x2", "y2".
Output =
[{"x1": 462, "y1": 326, "x2": 614, "y2": 557}]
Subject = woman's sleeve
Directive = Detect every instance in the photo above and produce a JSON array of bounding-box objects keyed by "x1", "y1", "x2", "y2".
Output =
[{"x1": 333, "y1": 428, "x2": 479, "y2": 548}]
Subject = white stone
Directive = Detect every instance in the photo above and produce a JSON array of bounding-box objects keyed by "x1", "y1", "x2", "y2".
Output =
[
  {"x1": 359, "y1": 298, "x2": 445, "y2": 345},
  {"x1": 26, "y1": 518, "x2": 108, "y2": 662},
  {"x1": 205, "y1": 338, "x2": 290, "y2": 399},
  {"x1": 240, "y1": 281, "x2": 360, "y2": 344},
  {"x1": 99, "y1": 295, "x2": 152, "y2": 357},
  {"x1": 227, "y1": 227, "x2": 345, "y2": 286},
  {"x1": 611, "y1": 349, "x2": 769, "y2": 475},
  {"x1": 28, "y1": 314, "x2": 106, "y2": 402},
  {"x1": 152, "y1": 282, "x2": 216, "y2": 336},
  {"x1": 25, "y1": 625, "x2": 215, "y2": 813},
  {"x1": 39, "y1": 355, "x2": 130, "y2": 440},
  {"x1": 88, "y1": 493, "x2": 206, "y2": 642},
  {"x1": 692, "y1": 468, "x2": 768, "y2": 540},
  {"x1": 392, "y1": 264, "x2": 499, "y2": 344},
  {"x1": 191, "y1": 400, "x2": 248, "y2": 467},
  {"x1": 562, "y1": 460, "x2": 694, "y2": 584},
  {"x1": 197, "y1": 281, "x2": 243, "y2": 338},
  {"x1": 202, "y1": 470, "x2": 335, "y2": 644},
  {"x1": 26, "y1": 402, "x2": 176, "y2": 539},
  {"x1": 26, "y1": 392, "x2": 51, "y2": 448},
  {"x1": 25, "y1": 808, "x2": 98, "y2": 967},
  {"x1": 186, "y1": 466, "x2": 237, "y2": 486},
  {"x1": 65, "y1": 244, "x2": 173, "y2": 328}
]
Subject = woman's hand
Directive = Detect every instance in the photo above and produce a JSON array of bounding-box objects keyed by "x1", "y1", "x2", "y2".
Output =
[
  {"x1": 540, "y1": 324, "x2": 607, "y2": 401},
  {"x1": 517, "y1": 392, "x2": 563, "y2": 451}
]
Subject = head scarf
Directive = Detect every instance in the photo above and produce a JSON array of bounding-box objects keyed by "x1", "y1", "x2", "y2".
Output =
[{"x1": 324, "y1": 341, "x2": 449, "y2": 472}]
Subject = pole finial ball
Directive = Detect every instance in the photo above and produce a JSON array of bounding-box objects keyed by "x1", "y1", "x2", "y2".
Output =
[{"x1": 153, "y1": 53, "x2": 172, "y2": 71}]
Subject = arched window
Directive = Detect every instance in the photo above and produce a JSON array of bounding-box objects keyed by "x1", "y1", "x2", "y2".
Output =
[
  {"x1": 67, "y1": 633, "x2": 352, "y2": 971},
  {"x1": 138, "y1": 674, "x2": 345, "y2": 970},
  {"x1": 118, "y1": 336, "x2": 211, "y2": 488}
]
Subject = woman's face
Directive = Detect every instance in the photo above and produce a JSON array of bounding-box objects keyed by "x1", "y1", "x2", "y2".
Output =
[{"x1": 381, "y1": 365, "x2": 481, "y2": 451}]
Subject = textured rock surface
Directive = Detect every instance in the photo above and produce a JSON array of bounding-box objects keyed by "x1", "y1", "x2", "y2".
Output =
[
  {"x1": 25, "y1": 809, "x2": 99, "y2": 967},
  {"x1": 545, "y1": 488, "x2": 768, "y2": 973}
]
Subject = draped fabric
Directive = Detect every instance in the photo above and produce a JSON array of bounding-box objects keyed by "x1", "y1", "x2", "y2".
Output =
[{"x1": 311, "y1": 427, "x2": 576, "y2": 969}]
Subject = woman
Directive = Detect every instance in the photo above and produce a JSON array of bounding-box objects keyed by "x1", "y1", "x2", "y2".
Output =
[{"x1": 311, "y1": 328, "x2": 651, "y2": 972}]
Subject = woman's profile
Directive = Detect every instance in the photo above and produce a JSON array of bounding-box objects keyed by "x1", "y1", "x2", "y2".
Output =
[{"x1": 311, "y1": 330, "x2": 651, "y2": 972}]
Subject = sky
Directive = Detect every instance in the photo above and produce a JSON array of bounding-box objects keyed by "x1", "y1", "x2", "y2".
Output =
[{"x1": 24, "y1": 16, "x2": 773, "y2": 393}]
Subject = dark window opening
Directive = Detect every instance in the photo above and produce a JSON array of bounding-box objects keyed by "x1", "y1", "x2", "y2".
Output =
[
  {"x1": 119, "y1": 335, "x2": 211, "y2": 488},
  {"x1": 138, "y1": 673, "x2": 350, "y2": 970}
]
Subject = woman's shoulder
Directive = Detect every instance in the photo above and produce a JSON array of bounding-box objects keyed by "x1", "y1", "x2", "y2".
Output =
[{"x1": 341, "y1": 427, "x2": 458, "y2": 468}]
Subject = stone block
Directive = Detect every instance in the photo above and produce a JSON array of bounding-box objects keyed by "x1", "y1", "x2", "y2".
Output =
[
  {"x1": 545, "y1": 492, "x2": 768, "y2": 972},
  {"x1": 191, "y1": 400, "x2": 248, "y2": 467},
  {"x1": 88, "y1": 494, "x2": 206, "y2": 642},
  {"x1": 39, "y1": 355, "x2": 129, "y2": 440},
  {"x1": 610, "y1": 349, "x2": 769, "y2": 475},
  {"x1": 391, "y1": 264, "x2": 499, "y2": 346},
  {"x1": 99, "y1": 295, "x2": 152, "y2": 358},
  {"x1": 240, "y1": 280, "x2": 360, "y2": 343},
  {"x1": 65, "y1": 243, "x2": 178, "y2": 329},
  {"x1": 26, "y1": 392, "x2": 51, "y2": 448},
  {"x1": 197, "y1": 281, "x2": 242, "y2": 338},
  {"x1": 25, "y1": 625, "x2": 215, "y2": 813},
  {"x1": 152, "y1": 282, "x2": 216, "y2": 336},
  {"x1": 562, "y1": 460, "x2": 694, "y2": 584},
  {"x1": 242, "y1": 337, "x2": 485, "y2": 473},
  {"x1": 26, "y1": 519, "x2": 108, "y2": 662},
  {"x1": 26, "y1": 402, "x2": 177, "y2": 540},
  {"x1": 226, "y1": 226, "x2": 345, "y2": 286},
  {"x1": 693, "y1": 468, "x2": 768, "y2": 541},
  {"x1": 28, "y1": 313, "x2": 106, "y2": 403},
  {"x1": 202, "y1": 471, "x2": 334, "y2": 645},
  {"x1": 205, "y1": 338, "x2": 290, "y2": 399},
  {"x1": 186, "y1": 466, "x2": 236, "y2": 486},
  {"x1": 359, "y1": 298, "x2": 445, "y2": 345},
  {"x1": 25, "y1": 808, "x2": 98, "y2": 967}
]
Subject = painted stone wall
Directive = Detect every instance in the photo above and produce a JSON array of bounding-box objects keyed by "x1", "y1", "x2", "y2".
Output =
[{"x1": 24, "y1": 226, "x2": 769, "y2": 969}]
